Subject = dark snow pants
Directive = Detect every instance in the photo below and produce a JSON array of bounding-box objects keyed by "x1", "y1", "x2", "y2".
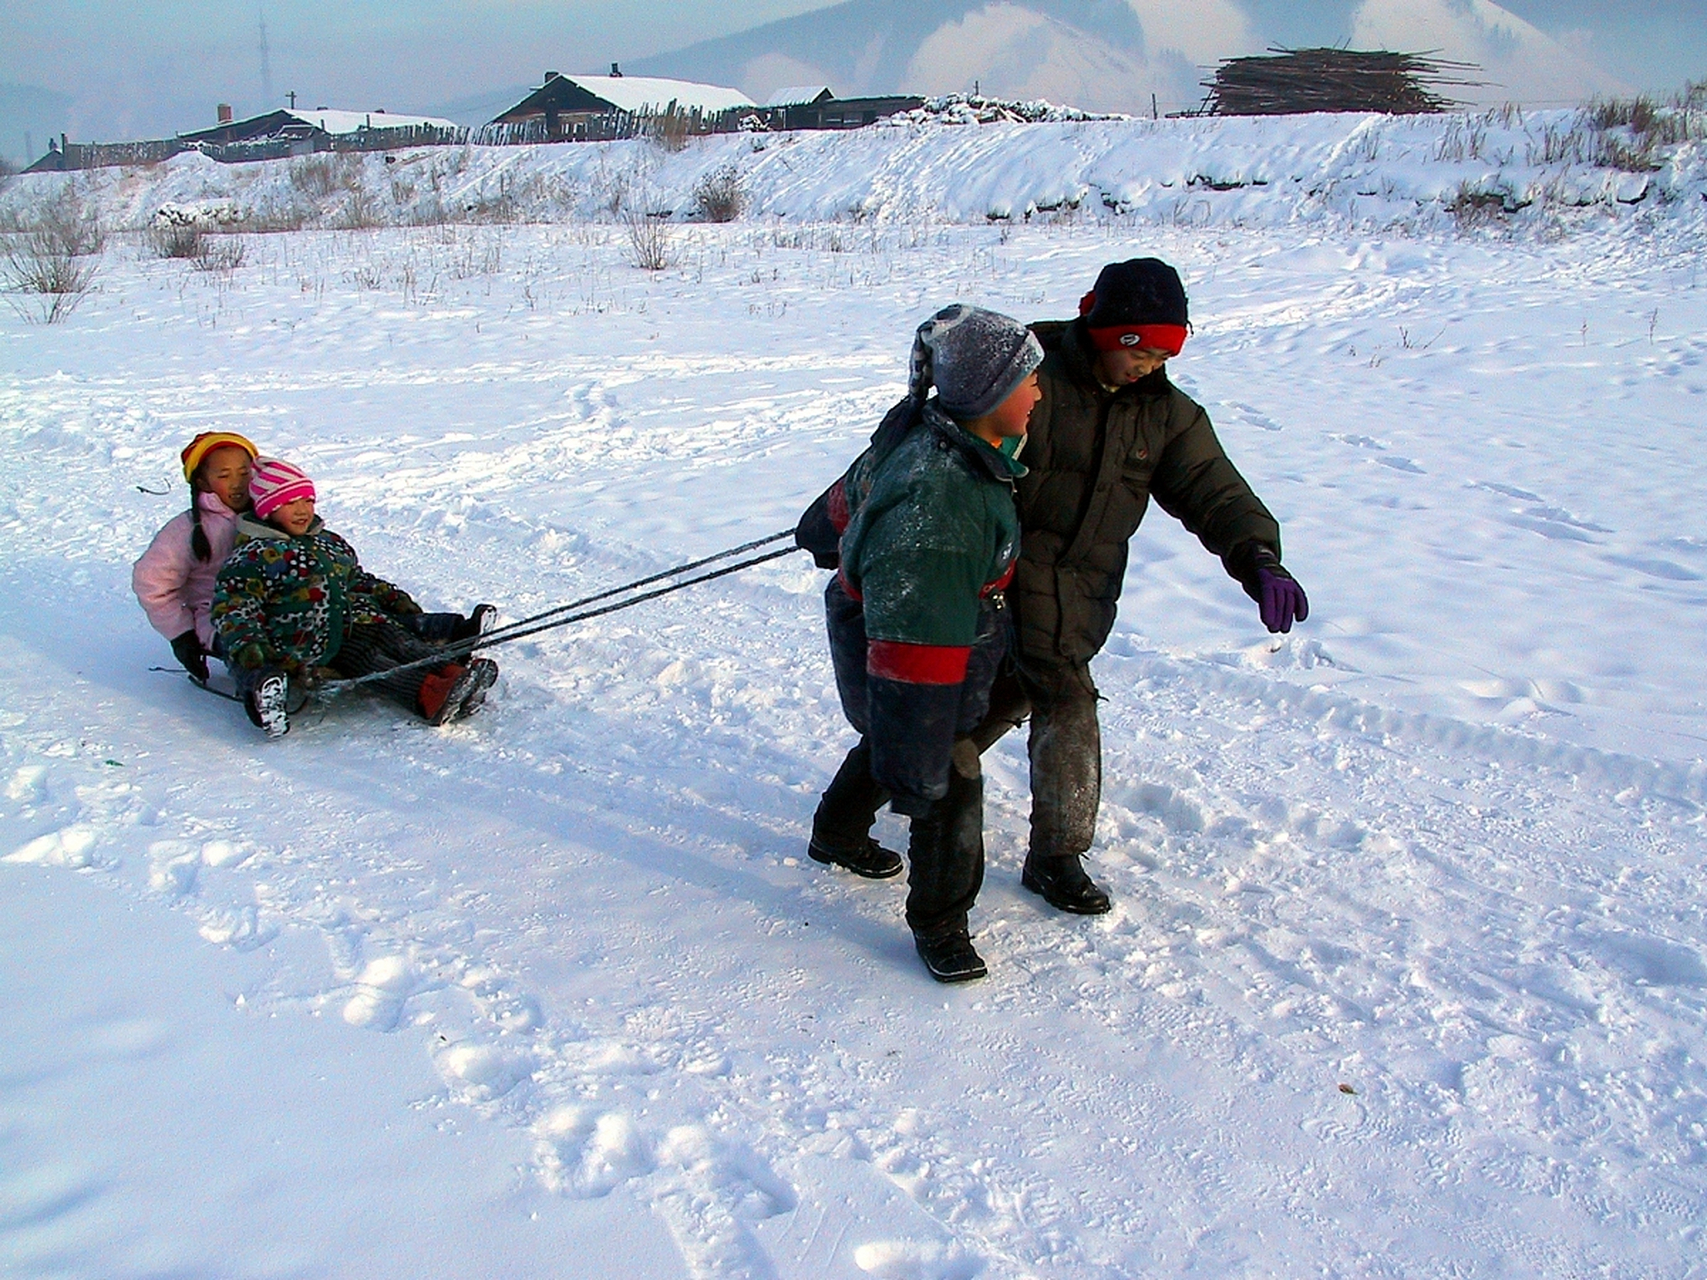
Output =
[
  {"x1": 816, "y1": 576, "x2": 1006, "y2": 934},
  {"x1": 976, "y1": 658, "x2": 1102, "y2": 860},
  {"x1": 329, "y1": 618, "x2": 451, "y2": 716}
]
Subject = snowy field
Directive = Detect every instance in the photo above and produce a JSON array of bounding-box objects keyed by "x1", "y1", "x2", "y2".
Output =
[{"x1": 3, "y1": 117, "x2": 1707, "y2": 1278}]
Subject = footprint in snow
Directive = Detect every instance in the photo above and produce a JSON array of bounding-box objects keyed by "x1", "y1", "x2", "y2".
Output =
[
  {"x1": 5, "y1": 824, "x2": 100, "y2": 869},
  {"x1": 435, "y1": 1038, "x2": 537, "y2": 1103},
  {"x1": 852, "y1": 1239, "x2": 982, "y2": 1280},
  {"x1": 5, "y1": 764, "x2": 46, "y2": 803},
  {"x1": 534, "y1": 1105, "x2": 655, "y2": 1197},
  {"x1": 341, "y1": 954, "x2": 423, "y2": 1031},
  {"x1": 146, "y1": 839, "x2": 201, "y2": 899}
]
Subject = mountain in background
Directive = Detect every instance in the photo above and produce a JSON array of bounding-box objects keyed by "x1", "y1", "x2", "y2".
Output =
[{"x1": 629, "y1": 0, "x2": 1631, "y2": 114}]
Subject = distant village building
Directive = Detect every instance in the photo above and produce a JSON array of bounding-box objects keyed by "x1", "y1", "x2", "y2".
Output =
[
  {"x1": 487, "y1": 71, "x2": 755, "y2": 142},
  {"x1": 24, "y1": 105, "x2": 461, "y2": 172},
  {"x1": 762, "y1": 86, "x2": 925, "y2": 131},
  {"x1": 180, "y1": 107, "x2": 460, "y2": 156}
]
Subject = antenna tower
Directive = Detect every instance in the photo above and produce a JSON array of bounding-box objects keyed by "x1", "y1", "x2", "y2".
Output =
[{"x1": 259, "y1": 10, "x2": 274, "y2": 106}]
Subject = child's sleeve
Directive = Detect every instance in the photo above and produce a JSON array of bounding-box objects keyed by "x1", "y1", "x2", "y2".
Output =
[
  {"x1": 356, "y1": 572, "x2": 422, "y2": 615},
  {"x1": 131, "y1": 513, "x2": 196, "y2": 640},
  {"x1": 210, "y1": 553, "x2": 273, "y2": 666},
  {"x1": 328, "y1": 532, "x2": 422, "y2": 615}
]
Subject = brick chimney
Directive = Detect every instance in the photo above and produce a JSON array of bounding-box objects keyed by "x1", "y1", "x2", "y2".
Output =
[
  {"x1": 543, "y1": 70, "x2": 560, "y2": 82},
  {"x1": 217, "y1": 102, "x2": 233, "y2": 124}
]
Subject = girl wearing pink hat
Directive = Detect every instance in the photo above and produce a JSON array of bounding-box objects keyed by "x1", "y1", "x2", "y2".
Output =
[{"x1": 211, "y1": 457, "x2": 496, "y2": 737}]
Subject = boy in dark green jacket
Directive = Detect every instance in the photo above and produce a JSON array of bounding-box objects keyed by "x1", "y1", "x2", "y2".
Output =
[{"x1": 800, "y1": 305, "x2": 1043, "y2": 983}]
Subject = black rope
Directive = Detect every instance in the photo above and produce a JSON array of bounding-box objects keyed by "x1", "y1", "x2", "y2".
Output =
[
  {"x1": 473, "y1": 528, "x2": 795, "y2": 648},
  {"x1": 317, "y1": 539, "x2": 803, "y2": 693}
]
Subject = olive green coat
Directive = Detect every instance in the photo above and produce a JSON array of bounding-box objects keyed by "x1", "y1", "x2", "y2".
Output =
[{"x1": 1011, "y1": 319, "x2": 1281, "y2": 664}]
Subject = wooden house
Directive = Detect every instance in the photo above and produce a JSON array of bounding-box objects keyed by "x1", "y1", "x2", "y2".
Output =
[{"x1": 487, "y1": 71, "x2": 755, "y2": 142}]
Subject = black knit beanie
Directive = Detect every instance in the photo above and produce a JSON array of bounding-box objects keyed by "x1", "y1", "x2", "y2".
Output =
[{"x1": 1080, "y1": 258, "x2": 1189, "y2": 329}]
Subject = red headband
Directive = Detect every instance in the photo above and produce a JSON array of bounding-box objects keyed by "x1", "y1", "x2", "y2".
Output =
[
  {"x1": 1086, "y1": 323, "x2": 1188, "y2": 356},
  {"x1": 1078, "y1": 290, "x2": 1188, "y2": 356}
]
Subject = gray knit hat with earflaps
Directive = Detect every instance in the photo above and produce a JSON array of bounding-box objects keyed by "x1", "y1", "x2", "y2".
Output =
[{"x1": 908, "y1": 304, "x2": 1045, "y2": 420}]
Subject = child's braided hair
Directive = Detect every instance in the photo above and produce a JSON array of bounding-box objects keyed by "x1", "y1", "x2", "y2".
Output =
[{"x1": 188, "y1": 477, "x2": 212, "y2": 562}]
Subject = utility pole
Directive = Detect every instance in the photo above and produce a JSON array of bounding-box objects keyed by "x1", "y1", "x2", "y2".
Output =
[
  {"x1": 288, "y1": 90, "x2": 297, "y2": 110},
  {"x1": 259, "y1": 9, "x2": 274, "y2": 106}
]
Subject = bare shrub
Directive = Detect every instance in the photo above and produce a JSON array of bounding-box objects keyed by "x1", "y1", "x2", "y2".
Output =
[
  {"x1": 146, "y1": 219, "x2": 204, "y2": 259},
  {"x1": 1447, "y1": 182, "x2": 1509, "y2": 229},
  {"x1": 623, "y1": 208, "x2": 676, "y2": 271},
  {"x1": 291, "y1": 153, "x2": 361, "y2": 199},
  {"x1": 693, "y1": 163, "x2": 745, "y2": 222},
  {"x1": 2, "y1": 185, "x2": 104, "y2": 321},
  {"x1": 338, "y1": 183, "x2": 379, "y2": 230},
  {"x1": 193, "y1": 236, "x2": 246, "y2": 273}
]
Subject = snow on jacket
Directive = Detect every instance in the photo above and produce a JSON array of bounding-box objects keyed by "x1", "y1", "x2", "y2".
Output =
[
  {"x1": 1014, "y1": 319, "x2": 1281, "y2": 664},
  {"x1": 211, "y1": 515, "x2": 420, "y2": 671},
  {"x1": 131, "y1": 491, "x2": 244, "y2": 648},
  {"x1": 832, "y1": 402, "x2": 1024, "y2": 811}
]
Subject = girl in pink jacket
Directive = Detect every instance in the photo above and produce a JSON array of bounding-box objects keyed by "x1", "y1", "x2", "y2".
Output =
[{"x1": 132, "y1": 431, "x2": 259, "y2": 681}]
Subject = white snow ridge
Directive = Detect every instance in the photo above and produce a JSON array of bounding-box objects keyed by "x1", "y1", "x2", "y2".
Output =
[{"x1": 2, "y1": 106, "x2": 1706, "y2": 1277}]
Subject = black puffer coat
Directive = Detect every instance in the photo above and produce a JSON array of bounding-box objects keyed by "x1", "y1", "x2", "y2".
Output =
[{"x1": 1011, "y1": 319, "x2": 1281, "y2": 665}]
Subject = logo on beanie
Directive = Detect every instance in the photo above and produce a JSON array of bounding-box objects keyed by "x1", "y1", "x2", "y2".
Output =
[{"x1": 1119, "y1": 333, "x2": 1141, "y2": 346}]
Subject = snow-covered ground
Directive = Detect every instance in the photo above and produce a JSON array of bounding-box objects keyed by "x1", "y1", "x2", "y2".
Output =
[{"x1": 3, "y1": 118, "x2": 1706, "y2": 1278}]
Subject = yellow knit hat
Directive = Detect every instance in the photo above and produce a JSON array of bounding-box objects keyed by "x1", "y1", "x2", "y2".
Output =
[{"x1": 181, "y1": 431, "x2": 258, "y2": 482}]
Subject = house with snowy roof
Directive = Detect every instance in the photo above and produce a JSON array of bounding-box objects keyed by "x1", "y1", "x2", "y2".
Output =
[
  {"x1": 760, "y1": 86, "x2": 925, "y2": 132},
  {"x1": 488, "y1": 68, "x2": 755, "y2": 142},
  {"x1": 179, "y1": 106, "x2": 460, "y2": 155}
]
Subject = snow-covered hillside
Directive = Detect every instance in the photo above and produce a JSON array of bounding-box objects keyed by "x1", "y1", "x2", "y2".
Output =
[
  {"x1": 4, "y1": 106, "x2": 1703, "y2": 238},
  {"x1": 3, "y1": 116, "x2": 1706, "y2": 1278}
]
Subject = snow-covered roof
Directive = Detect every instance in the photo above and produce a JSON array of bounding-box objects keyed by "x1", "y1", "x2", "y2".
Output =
[
  {"x1": 766, "y1": 85, "x2": 834, "y2": 107},
  {"x1": 281, "y1": 108, "x2": 457, "y2": 135},
  {"x1": 558, "y1": 75, "x2": 754, "y2": 115}
]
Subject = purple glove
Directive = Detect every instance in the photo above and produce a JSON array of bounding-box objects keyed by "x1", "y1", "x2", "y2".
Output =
[{"x1": 1255, "y1": 567, "x2": 1308, "y2": 633}]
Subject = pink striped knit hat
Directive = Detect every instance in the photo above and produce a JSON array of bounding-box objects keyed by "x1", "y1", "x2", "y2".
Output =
[{"x1": 250, "y1": 457, "x2": 316, "y2": 520}]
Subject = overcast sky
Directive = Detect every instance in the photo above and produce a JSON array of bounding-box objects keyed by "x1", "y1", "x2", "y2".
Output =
[{"x1": 2, "y1": 1, "x2": 1702, "y2": 163}]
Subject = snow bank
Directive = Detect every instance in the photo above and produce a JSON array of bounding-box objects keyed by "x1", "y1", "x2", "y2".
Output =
[{"x1": 4, "y1": 107, "x2": 1705, "y2": 237}]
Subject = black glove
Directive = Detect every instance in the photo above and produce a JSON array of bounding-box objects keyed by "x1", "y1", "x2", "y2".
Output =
[{"x1": 170, "y1": 630, "x2": 210, "y2": 682}]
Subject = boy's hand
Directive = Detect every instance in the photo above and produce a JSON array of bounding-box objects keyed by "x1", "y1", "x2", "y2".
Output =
[
  {"x1": 170, "y1": 630, "x2": 210, "y2": 682},
  {"x1": 1231, "y1": 543, "x2": 1309, "y2": 634},
  {"x1": 1254, "y1": 566, "x2": 1308, "y2": 634}
]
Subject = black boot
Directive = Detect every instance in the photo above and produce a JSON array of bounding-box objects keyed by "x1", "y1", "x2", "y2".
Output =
[
  {"x1": 809, "y1": 835, "x2": 903, "y2": 879},
  {"x1": 1021, "y1": 854, "x2": 1111, "y2": 915},
  {"x1": 810, "y1": 740, "x2": 897, "y2": 877},
  {"x1": 912, "y1": 923, "x2": 987, "y2": 983}
]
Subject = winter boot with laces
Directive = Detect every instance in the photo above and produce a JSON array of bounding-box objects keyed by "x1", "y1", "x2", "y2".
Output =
[
  {"x1": 450, "y1": 604, "x2": 498, "y2": 642},
  {"x1": 912, "y1": 923, "x2": 987, "y2": 983},
  {"x1": 248, "y1": 672, "x2": 290, "y2": 739},
  {"x1": 455, "y1": 657, "x2": 498, "y2": 718}
]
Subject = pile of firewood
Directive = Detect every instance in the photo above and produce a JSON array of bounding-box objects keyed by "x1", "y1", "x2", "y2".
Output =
[{"x1": 1202, "y1": 48, "x2": 1478, "y2": 116}]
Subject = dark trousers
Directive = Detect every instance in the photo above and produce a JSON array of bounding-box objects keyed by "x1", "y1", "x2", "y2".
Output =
[
  {"x1": 903, "y1": 743, "x2": 986, "y2": 935},
  {"x1": 979, "y1": 658, "x2": 1102, "y2": 860},
  {"x1": 396, "y1": 611, "x2": 474, "y2": 644},
  {"x1": 813, "y1": 735, "x2": 986, "y2": 935},
  {"x1": 329, "y1": 619, "x2": 450, "y2": 716}
]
